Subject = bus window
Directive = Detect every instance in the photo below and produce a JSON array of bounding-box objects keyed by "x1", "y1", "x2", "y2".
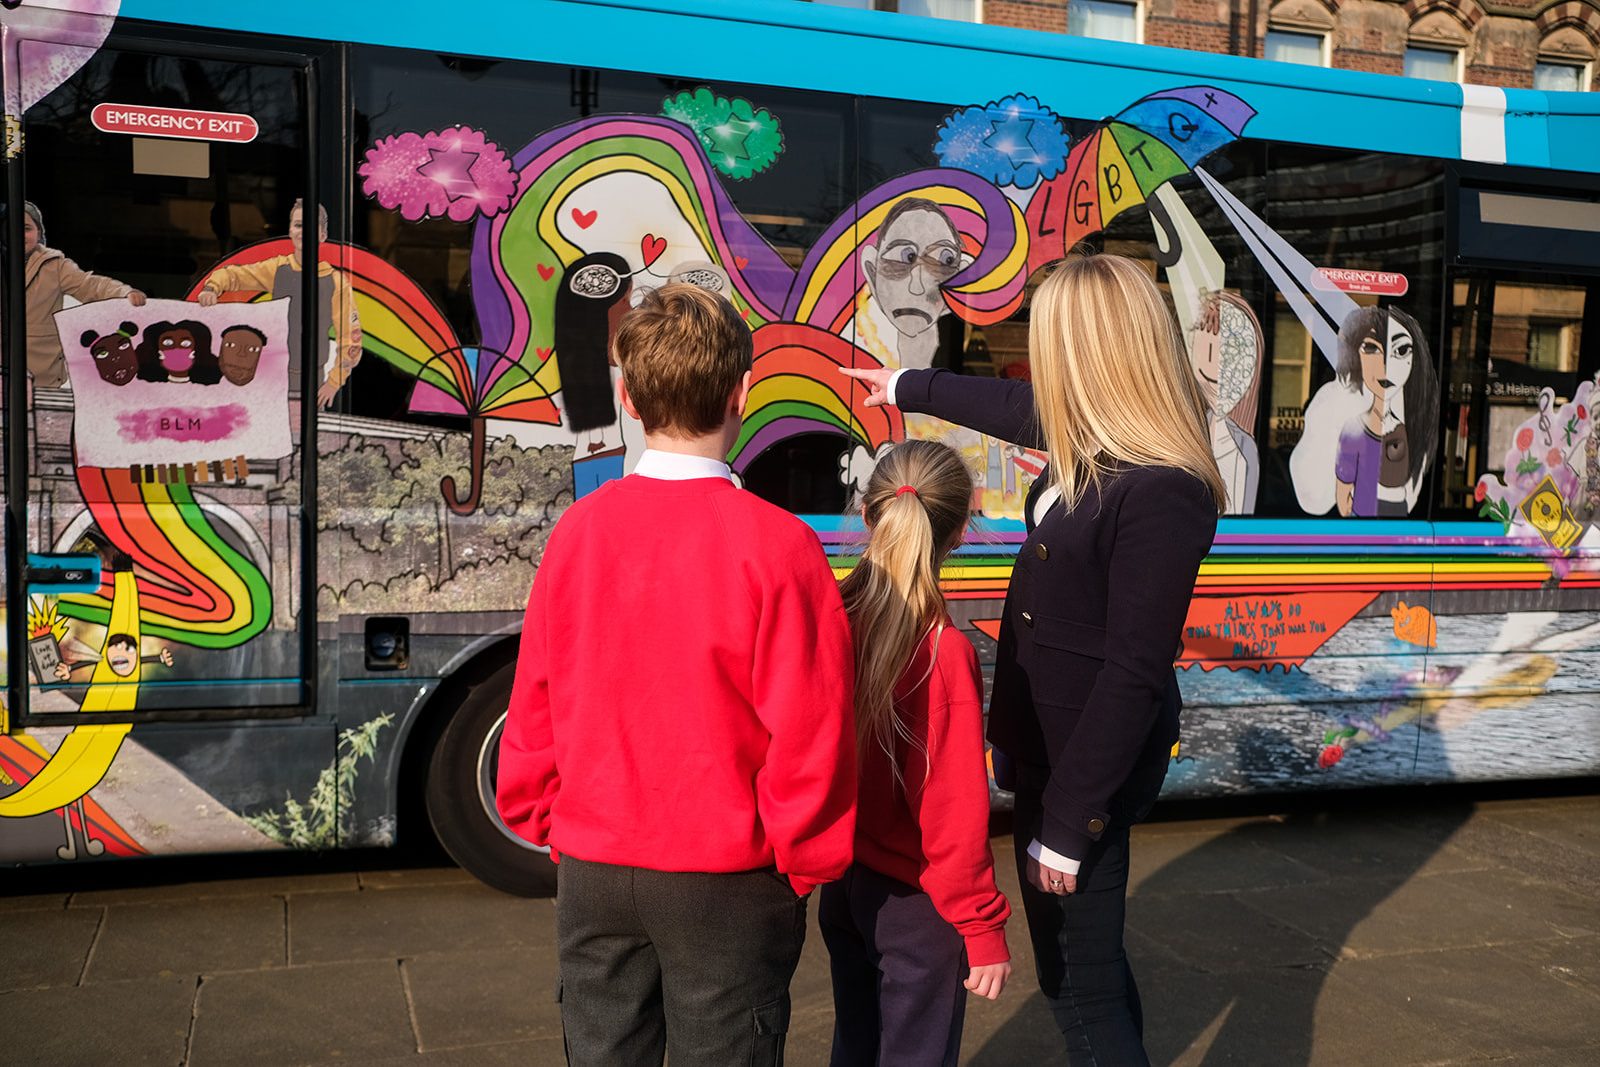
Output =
[
  {"x1": 1442, "y1": 271, "x2": 1600, "y2": 519},
  {"x1": 1253, "y1": 146, "x2": 1446, "y2": 520},
  {"x1": 345, "y1": 48, "x2": 856, "y2": 516},
  {"x1": 14, "y1": 41, "x2": 314, "y2": 720}
]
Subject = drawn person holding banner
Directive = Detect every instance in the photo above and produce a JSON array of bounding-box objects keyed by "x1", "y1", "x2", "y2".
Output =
[
  {"x1": 196, "y1": 200, "x2": 361, "y2": 408},
  {"x1": 17, "y1": 200, "x2": 146, "y2": 388}
]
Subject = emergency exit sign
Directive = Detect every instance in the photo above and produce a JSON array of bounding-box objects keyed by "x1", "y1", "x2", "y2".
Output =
[{"x1": 92, "y1": 103, "x2": 259, "y2": 143}]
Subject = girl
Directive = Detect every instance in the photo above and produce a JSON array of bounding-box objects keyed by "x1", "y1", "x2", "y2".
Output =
[
  {"x1": 820, "y1": 438, "x2": 1011, "y2": 1067},
  {"x1": 845, "y1": 253, "x2": 1224, "y2": 1066}
]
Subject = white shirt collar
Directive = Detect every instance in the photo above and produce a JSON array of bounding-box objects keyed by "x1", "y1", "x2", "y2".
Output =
[{"x1": 632, "y1": 448, "x2": 733, "y2": 483}]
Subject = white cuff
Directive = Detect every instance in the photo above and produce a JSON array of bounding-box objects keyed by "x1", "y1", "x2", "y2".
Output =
[
  {"x1": 1028, "y1": 838, "x2": 1082, "y2": 877},
  {"x1": 885, "y1": 368, "x2": 908, "y2": 407}
]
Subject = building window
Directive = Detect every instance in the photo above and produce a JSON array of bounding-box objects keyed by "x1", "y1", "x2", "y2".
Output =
[
  {"x1": 1534, "y1": 60, "x2": 1588, "y2": 92},
  {"x1": 1264, "y1": 29, "x2": 1326, "y2": 66},
  {"x1": 1404, "y1": 46, "x2": 1461, "y2": 82},
  {"x1": 1068, "y1": 0, "x2": 1141, "y2": 44}
]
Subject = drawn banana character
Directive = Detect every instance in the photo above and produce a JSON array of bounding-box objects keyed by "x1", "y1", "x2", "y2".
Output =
[{"x1": 0, "y1": 562, "x2": 142, "y2": 848}]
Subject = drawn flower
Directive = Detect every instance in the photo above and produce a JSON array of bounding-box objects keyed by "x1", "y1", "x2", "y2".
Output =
[
  {"x1": 1579, "y1": 405, "x2": 1589, "y2": 421},
  {"x1": 661, "y1": 89, "x2": 784, "y2": 180},
  {"x1": 359, "y1": 126, "x2": 518, "y2": 223},
  {"x1": 1548, "y1": 447, "x2": 1565, "y2": 467},
  {"x1": 1474, "y1": 481, "x2": 1487, "y2": 502},
  {"x1": 1516, "y1": 427, "x2": 1535, "y2": 451},
  {"x1": 933, "y1": 94, "x2": 1072, "y2": 189},
  {"x1": 1317, "y1": 745, "x2": 1345, "y2": 769}
]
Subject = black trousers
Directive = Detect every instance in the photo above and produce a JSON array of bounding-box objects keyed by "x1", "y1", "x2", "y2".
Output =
[
  {"x1": 1012, "y1": 789, "x2": 1150, "y2": 1067},
  {"x1": 555, "y1": 855, "x2": 807, "y2": 1066},
  {"x1": 818, "y1": 864, "x2": 968, "y2": 1067}
]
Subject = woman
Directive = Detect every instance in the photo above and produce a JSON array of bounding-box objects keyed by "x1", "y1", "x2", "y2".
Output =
[
  {"x1": 20, "y1": 201, "x2": 146, "y2": 388},
  {"x1": 845, "y1": 252, "x2": 1223, "y2": 1065}
]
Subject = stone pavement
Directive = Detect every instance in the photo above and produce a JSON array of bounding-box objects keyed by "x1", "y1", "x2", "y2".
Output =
[{"x1": 3, "y1": 790, "x2": 1599, "y2": 1066}]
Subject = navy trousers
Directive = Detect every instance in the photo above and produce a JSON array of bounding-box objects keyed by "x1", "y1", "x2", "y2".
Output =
[
  {"x1": 818, "y1": 863, "x2": 968, "y2": 1067},
  {"x1": 1012, "y1": 788, "x2": 1149, "y2": 1067}
]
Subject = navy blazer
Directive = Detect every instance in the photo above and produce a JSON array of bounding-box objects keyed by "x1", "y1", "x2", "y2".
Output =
[{"x1": 897, "y1": 369, "x2": 1218, "y2": 861}]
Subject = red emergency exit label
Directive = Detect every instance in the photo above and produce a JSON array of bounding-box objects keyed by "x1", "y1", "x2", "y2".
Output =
[
  {"x1": 91, "y1": 103, "x2": 258, "y2": 143},
  {"x1": 1313, "y1": 267, "x2": 1409, "y2": 296}
]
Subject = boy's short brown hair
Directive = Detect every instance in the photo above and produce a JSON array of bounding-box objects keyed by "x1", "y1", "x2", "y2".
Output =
[{"x1": 613, "y1": 283, "x2": 753, "y2": 436}]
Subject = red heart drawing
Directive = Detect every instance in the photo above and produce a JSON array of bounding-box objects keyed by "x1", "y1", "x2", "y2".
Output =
[
  {"x1": 734, "y1": 256, "x2": 749, "y2": 270},
  {"x1": 572, "y1": 207, "x2": 597, "y2": 229},
  {"x1": 536, "y1": 263, "x2": 555, "y2": 282},
  {"x1": 640, "y1": 234, "x2": 667, "y2": 268},
  {"x1": 536, "y1": 347, "x2": 553, "y2": 361}
]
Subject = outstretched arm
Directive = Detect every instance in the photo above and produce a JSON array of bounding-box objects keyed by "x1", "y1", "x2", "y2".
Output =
[{"x1": 841, "y1": 367, "x2": 1044, "y2": 449}]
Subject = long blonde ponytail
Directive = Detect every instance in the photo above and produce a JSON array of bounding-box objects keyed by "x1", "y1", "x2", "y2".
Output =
[
  {"x1": 839, "y1": 440, "x2": 974, "y2": 781},
  {"x1": 1029, "y1": 253, "x2": 1226, "y2": 511}
]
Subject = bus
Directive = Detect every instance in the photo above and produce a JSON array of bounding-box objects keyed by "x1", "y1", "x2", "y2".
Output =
[{"x1": 3, "y1": 0, "x2": 1598, "y2": 895}]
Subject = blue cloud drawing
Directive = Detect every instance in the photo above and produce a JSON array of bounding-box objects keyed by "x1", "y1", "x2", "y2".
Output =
[{"x1": 933, "y1": 94, "x2": 1072, "y2": 189}]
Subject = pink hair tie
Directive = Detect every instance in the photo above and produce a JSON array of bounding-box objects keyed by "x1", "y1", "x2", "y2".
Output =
[{"x1": 896, "y1": 485, "x2": 918, "y2": 498}]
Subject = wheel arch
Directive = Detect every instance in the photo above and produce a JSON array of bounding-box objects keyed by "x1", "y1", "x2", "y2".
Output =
[{"x1": 388, "y1": 629, "x2": 522, "y2": 851}]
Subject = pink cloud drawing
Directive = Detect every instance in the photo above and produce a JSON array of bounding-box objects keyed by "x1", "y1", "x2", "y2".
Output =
[{"x1": 359, "y1": 126, "x2": 518, "y2": 223}]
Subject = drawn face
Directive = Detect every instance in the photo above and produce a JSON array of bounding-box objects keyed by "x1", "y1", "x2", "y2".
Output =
[
  {"x1": 22, "y1": 215, "x2": 40, "y2": 255},
  {"x1": 105, "y1": 637, "x2": 138, "y2": 677},
  {"x1": 158, "y1": 328, "x2": 197, "y2": 375},
  {"x1": 866, "y1": 207, "x2": 962, "y2": 338},
  {"x1": 90, "y1": 334, "x2": 138, "y2": 386},
  {"x1": 1358, "y1": 315, "x2": 1414, "y2": 398},
  {"x1": 219, "y1": 327, "x2": 265, "y2": 386},
  {"x1": 1190, "y1": 323, "x2": 1221, "y2": 409}
]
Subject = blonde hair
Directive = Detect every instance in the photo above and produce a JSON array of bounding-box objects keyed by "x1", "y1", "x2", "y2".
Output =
[
  {"x1": 1029, "y1": 254, "x2": 1226, "y2": 511},
  {"x1": 613, "y1": 283, "x2": 753, "y2": 435},
  {"x1": 838, "y1": 440, "x2": 974, "y2": 782}
]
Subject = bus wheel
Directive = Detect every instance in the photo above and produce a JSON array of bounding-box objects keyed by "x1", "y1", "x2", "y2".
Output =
[{"x1": 424, "y1": 660, "x2": 557, "y2": 896}]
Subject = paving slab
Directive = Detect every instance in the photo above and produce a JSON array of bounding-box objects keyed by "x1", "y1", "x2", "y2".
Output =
[
  {"x1": 288, "y1": 883, "x2": 553, "y2": 965},
  {"x1": 70, "y1": 871, "x2": 360, "y2": 906},
  {"x1": 1141, "y1": 962, "x2": 1480, "y2": 1066},
  {"x1": 358, "y1": 867, "x2": 479, "y2": 890},
  {"x1": 1493, "y1": 935, "x2": 1600, "y2": 1001},
  {"x1": 1474, "y1": 1047, "x2": 1600, "y2": 1066},
  {"x1": 310, "y1": 1036, "x2": 566, "y2": 1065},
  {"x1": 187, "y1": 960, "x2": 418, "y2": 1065},
  {"x1": 1238, "y1": 868, "x2": 1594, "y2": 959},
  {"x1": 0, "y1": 974, "x2": 195, "y2": 1067},
  {"x1": 1483, "y1": 800, "x2": 1600, "y2": 860},
  {"x1": 1325, "y1": 943, "x2": 1600, "y2": 1059},
  {"x1": 1126, "y1": 890, "x2": 1328, "y2": 972},
  {"x1": 0, "y1": 892, "x2": 69, "y2": 913},
  {"x1": 1232, "y1": 810, "x2": 1490, "y2": 880},
  {"x1": 402, "y1": 946, "x2": 561, "y2": 1050},
  {"x1": 1397, "y1": 807, "x2": 1600, "y2": 894},
  {"x1": 1129, "y1": 828, "x2": 1332, "y2": 897},
  {"x1": 0, "y1": 905, "x2": 103, "y2": 990},
  {"x1": 84, "y1": 895, "x2": 287, "y2": 983}
]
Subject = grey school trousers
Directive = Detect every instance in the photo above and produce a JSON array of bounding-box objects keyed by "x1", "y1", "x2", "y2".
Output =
[{"x1": 555, "y1": 855, "x2": 807, "y2": 1066}]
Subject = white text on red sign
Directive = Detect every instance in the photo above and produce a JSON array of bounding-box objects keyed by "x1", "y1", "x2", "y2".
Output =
[
  {"x1": 1312, "y1": 267, "x2": 1409, "y2": 297},
  {"x1": 91, "y1": 103, "x2": 259, "y2": 144}
]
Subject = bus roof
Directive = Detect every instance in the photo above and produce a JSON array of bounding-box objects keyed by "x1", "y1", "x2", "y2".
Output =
[{"x1": 120, "y1": 0, "x2": 1600, "y2": 172}]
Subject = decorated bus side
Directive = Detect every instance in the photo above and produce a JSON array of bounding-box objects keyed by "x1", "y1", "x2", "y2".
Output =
[{"x1": 1, "y1": 1, "x2": 1596, "y2": 874}]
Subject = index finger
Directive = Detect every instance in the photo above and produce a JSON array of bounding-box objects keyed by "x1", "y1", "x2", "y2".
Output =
[{"x1": 839, "y1": 368, "x2": 876, "y2": 379}]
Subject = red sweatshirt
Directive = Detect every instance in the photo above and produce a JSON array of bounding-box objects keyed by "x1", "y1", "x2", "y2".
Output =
[
  {"x1": 496, "y1": 472, "x2": 857, "y2": 896},
  {"x1": 854, "y1": 625, "x2": 1011, "y2": 966}
]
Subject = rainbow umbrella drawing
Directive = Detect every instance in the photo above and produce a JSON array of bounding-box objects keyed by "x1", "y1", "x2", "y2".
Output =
[
  {"x1": 408, "y1": 346, "x2": 556, "y2": 514},
  {"x1": 1025, "y1": 86, "x2": 1256, "y2": 274}
]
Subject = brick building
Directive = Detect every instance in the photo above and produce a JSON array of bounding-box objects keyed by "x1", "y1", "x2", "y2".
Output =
[{"x1": 817, "y1": 0, "x2": 1600, "y2": 90}]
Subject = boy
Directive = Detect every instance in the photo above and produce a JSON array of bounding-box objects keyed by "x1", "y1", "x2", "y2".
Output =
[{"x1": 497, "y1": 283, "x2": 856, "y2": 1066}]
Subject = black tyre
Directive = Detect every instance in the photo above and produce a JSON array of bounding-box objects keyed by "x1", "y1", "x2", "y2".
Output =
[{"x1": 424, "y1": 660, "x2": 557, "y2": 896}]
